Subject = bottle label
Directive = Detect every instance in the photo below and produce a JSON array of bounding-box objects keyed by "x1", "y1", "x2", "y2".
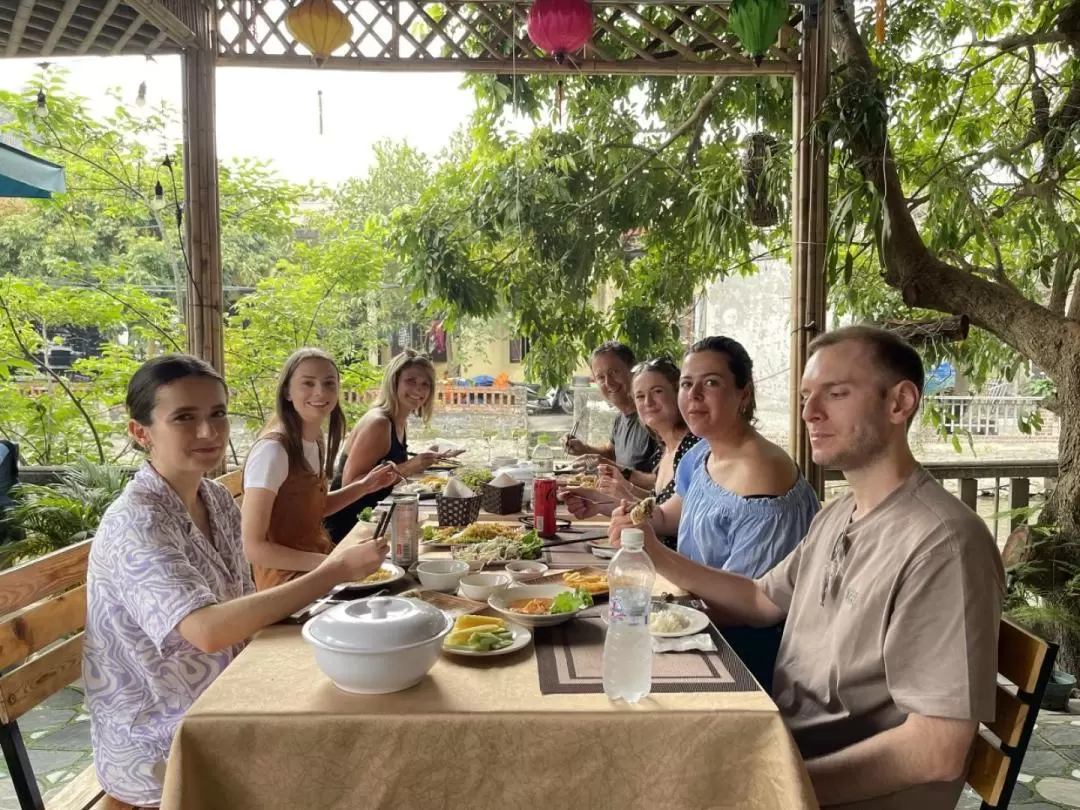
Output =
[{"x1": 609, "y1": 591, "x2": 649, "y2": 627}]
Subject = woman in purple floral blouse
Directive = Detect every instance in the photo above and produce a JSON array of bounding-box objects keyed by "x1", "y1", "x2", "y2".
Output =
[{"x1": 82, "y1": 355, "x2": 388, "y2": 809}]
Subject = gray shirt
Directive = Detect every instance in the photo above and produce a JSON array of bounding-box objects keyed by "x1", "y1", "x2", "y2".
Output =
[{"x1": 612, "y1": 411, "x2": 659, "y2": 473}]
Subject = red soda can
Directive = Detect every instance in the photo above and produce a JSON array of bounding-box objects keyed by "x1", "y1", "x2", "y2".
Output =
[{"x1": 533, "y1": 476, "x2": 558, "y2": 538}]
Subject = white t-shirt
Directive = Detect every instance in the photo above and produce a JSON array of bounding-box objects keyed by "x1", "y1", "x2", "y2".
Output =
[{"x1": 243, "y1": 438, "x2": 322, "y2": 494}]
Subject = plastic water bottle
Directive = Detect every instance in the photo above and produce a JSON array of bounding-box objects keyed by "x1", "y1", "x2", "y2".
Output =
[
  {"x1": 531, "y1": 434, "x2": 554, "y2": 475},
  {"x1": 602, "y1": 528, "x2": 656, "y2": 703}
]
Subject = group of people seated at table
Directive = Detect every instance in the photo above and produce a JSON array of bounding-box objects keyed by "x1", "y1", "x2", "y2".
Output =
[{"x1": 80, "y1": 325, "x2": 1003, "y2": 810}]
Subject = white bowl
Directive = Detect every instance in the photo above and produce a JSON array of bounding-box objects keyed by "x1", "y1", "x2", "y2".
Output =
[
  {"x1": 459, "y1": 572, "x2": 512, "y2": 601},
  {"x1": 416, "y1": 560, "x2": 470, "y2": 591},
  {"x1": 302, "y1": 596, "x2": 452, "y2": 694},
  {"x1": 487, "y1": 583, "x2": 590, "y2": 628},
  {"x1": 504, "y1": 560, "x2": 549, "y2": 582}
]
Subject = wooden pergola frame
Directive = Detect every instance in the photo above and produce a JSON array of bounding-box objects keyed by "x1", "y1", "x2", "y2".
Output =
[{"x1": 0, "y1": 0, "x2": 830, "y2": 487}]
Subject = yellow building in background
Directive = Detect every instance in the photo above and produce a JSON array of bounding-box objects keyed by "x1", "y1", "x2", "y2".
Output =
[{"x1": 380, "y1": 283, "x2": 618, "y2": 383}]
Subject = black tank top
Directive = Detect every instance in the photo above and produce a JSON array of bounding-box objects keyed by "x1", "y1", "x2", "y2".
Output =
[{"x1": 324, "y1": 413, "x2": 408, "y2": 543}]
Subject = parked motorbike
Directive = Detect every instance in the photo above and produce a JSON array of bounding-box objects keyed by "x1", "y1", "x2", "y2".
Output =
[{"x1": 525, "y1": 385, "x2": 574, "y2": 414}]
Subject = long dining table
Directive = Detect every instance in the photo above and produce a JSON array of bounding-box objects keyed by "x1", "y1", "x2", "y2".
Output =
[{"x1": 159, "y1": 503, "x2": 818, "y2": 810}]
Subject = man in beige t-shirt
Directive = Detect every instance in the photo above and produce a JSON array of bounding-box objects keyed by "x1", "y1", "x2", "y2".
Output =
[{"x1": 619, "y1": 326, "x2": 1004, "y2": 809}]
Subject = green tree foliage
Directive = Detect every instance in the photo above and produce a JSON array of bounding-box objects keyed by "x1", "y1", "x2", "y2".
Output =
[{"x1": 391, "y1": 73, "x2": 791, "y2": 385}]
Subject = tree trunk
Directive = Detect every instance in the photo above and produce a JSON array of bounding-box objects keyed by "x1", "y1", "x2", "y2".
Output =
[
  {"x1": 828, "y1": 0, "x2": 1080, "y2": 670},
  {"x1": 1038, "y1": 362, "x2": 1080, "y2": 674}
]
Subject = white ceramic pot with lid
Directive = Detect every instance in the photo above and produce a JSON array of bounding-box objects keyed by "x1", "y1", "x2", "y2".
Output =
[{"x1": 302, "y1": 595, "x2": 452, "y2": 693}]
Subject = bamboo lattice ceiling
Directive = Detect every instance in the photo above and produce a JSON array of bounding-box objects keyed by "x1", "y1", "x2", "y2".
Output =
[
  {"x1": 0, "y1": 0, "x2": 801, "y2": 75},
  {"x1": 217, "y1": 0, "x2": 801, "y2": 74}
]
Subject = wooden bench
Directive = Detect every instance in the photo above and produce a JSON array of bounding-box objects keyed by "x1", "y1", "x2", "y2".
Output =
[
  {"x1": 0, "y1": 539, "x2": 105, "y2": 810},
  {"x1": 966, "y1": 616, "x2": 1058, "y2": 808}
]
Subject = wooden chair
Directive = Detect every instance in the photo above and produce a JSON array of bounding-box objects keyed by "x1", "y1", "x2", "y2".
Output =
[
  {"x1": 214, "y1": 468, "x2": 243, "y2": 503},
  {"x1": 966, "y1": 616, "x2": 1058, "y2": 809},
  {"x1": 0, "y1": 539, "x2": 106, "y2": 810}
]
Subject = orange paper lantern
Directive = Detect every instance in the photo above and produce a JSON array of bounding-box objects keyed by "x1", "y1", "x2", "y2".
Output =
[{"x1": 286, "y1": 0, "x2": 352, "y2": 66}]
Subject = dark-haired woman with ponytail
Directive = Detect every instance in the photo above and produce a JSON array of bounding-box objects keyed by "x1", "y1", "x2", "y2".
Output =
[
  {"x1": 607, "y1": 337, "x2": 819, "y2": 691},
  {"x1": 240, "y1": 348, "x2": 399, "y2": 591},
  {"x1": 83, "y1": 355, "x2": 388, "y2": 809},
  {"x1": 610, "y1": 336, "x2": 819, "y2": 577}
]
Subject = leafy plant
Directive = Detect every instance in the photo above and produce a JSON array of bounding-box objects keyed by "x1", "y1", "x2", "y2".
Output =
[{"x1": 0, "y1": 459, "x2": 131, "y2": 568}]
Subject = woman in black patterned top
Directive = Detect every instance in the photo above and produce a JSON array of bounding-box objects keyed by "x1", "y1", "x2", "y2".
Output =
[{"x1": 567, "y1": 358, "x2": 700, "y2": 548}]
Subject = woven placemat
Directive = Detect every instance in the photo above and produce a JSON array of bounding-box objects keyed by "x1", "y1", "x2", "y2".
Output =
[
  {"x1": 542, "y1": 547, "x2": 608, "y2": 568},
  {"x1": 534, "y1": 617, "x2": 759, "y2": 695}
]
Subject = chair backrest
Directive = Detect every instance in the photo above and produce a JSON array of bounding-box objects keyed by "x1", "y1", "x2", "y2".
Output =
[
  {"x1": 214, "y1": 469, "x2": 244, "y2": 502},
  {"x1": 966, "y1": 616, "x2": 1057, "y2": 808},
  {"x1": 0, "y1": 540, "x2": 91, "y2": 725}
]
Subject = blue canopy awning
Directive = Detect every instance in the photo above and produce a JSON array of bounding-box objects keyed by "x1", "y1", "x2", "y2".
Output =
[{"x1": 0, "y1": 141, "x2": 66, "y2": 199}]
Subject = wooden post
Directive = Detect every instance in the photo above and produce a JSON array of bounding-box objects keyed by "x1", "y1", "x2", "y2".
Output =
[
  {"x1": 789, "y1": 0, "x2": 830, "y2": 497},
  {"x1": 181, "y1": 4, "x2": 224, "y2": 375}
]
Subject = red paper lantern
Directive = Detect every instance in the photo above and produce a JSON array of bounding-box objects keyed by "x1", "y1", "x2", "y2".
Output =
[{"x1": 527, "y1": 0, "x2": 593, "y2": 64}]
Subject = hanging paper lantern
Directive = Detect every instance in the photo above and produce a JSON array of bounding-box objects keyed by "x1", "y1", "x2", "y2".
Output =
[
  {"x1": 527, "y1": 0, "x2": 593, "y2": 64},
  {"x1": 728, "y1": 0, "x2": 789, "y2": 66},
  {"x1": 286, "y1": 0, "x2": 352, "y2": 67}
]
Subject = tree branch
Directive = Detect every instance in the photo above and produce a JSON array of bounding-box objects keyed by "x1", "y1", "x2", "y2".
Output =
[
  {"x1": 967, "y1": 32, "x2": 1067, "y2": 51},
  {"x1": 830, "y1": 0, "x2": 1080, "y2": 381},
  {"x1": 576, "y1": 79, "x2": 728, "y2": 212},
  {"x1": 0, "y1": 289, "x2": 106, "y2": 464},
  {"x1": 1068, "y1": 257, "x2": 1080, "y2": 320}
]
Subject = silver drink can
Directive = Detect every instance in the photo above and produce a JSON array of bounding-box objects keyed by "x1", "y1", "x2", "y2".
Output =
[{"x1": 390, "y1": 494, "x2": 420, "y2": 567}]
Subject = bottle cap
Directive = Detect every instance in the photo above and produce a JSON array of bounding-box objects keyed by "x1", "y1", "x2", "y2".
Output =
[{"x1": 620, "y1": 528, "x2": 644, "y2": 549}]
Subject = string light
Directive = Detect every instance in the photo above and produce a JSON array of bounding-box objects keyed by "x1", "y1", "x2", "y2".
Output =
[
  {"x1": 35, "y1": 88, "x2": 48, "y2": 118},
  {"x1": 136, "y1": 81, "x2": 147, "y2": 107},
  {"x1": 152, "y1": 180, "x2": 166, "y2": 210}
]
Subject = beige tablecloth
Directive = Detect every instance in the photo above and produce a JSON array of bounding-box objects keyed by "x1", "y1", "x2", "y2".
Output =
[{"x1": 160, "y1": 520, "x2": 818, "y2": 810}]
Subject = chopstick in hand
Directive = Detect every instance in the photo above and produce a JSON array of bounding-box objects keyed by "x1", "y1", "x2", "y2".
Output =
[{"x1": 372, "y1": 502, "x2": 395, "y2": 541}]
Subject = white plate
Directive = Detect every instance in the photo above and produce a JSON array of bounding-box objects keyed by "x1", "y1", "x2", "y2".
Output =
[
  {"x1": 599, "y1": 603, "x2": 711, "y2": 638},
  {"x1": 337, "y1": 562, "x2": 406, "y2": 591},
  {"x1": 442, "y1": 622, "x2": 532, "y2": 658}
]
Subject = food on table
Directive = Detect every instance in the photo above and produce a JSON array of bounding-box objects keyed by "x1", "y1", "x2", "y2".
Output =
[
  {"x1": 455, "y1": 467, "x2": 494, "y2": 490},
  {"x1": 422, "y1": 525, "x2": 462, "y2": 544},
  {"x1": 507, "y1": 588, "x2": 593, "y2": 616},
  {"x1": 629, "y1": 497, "x2": 656, "y2": 525},
  {"x1": 564, "y1": 474, "x2": 598, "y2": 488},
  {"x1": 443, "y1": 614, "x2": 514, "y2": 651},
  {"x1": 452, "y1": 530, "x2": 542, "y2": 563},
  {"x1": 649, "y1": 611, "x2": 691, "y2": 634},
  {"x1": 452, "y1": 523, "x2": 524, "y2": 543},
  {"x1": 352, "y1": 567, "x2": 395, "y2": 585},
  {"x1": 398, "y1": 475, "x2": 447, "y2": 495},
  {"x1": 562, "y1": 570, "x2": 609, "y2": 594},
  {"x1": 508, "y1": 598, "x2": 554, "y2": 615}
]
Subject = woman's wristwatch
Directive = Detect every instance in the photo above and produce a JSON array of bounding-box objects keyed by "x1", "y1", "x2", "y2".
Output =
[{"x1": 621, "y1": 466, "x2": 633, "y2": 480}]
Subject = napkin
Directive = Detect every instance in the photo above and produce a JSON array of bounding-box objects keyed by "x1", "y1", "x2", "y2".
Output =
[
  {"x1": 489, "y1": 472, "x2": 519, "y2": 488},
  {"x1": 652, "y1": 634, "x2": 717, "y2": 653},
  {"x1": 442, "y1": 476, "x2": 475, "y2": 498}
]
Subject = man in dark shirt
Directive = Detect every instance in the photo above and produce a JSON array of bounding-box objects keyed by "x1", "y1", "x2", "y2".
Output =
[{"x1": 563, "y1": 342, "x2": 657, "y2": 486}]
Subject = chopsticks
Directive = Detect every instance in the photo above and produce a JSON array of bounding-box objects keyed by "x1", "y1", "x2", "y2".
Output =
[{"x1": 372, "y1": 502, "x2": 395, "y2": 541}]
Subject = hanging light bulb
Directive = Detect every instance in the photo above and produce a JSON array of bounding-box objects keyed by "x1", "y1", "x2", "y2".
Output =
[
  {"x1": 136, "y1": 81, "x2": 147, "y2": 107},
  {"x1": 35, "y1": 88, "x2": 48, "y2": 118},
  {"x1": 152, "y1": 180, "x2": 166, "y2": 211}
]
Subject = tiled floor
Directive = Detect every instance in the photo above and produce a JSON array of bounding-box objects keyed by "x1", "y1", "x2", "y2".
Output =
[
  {"x1": 0, "y1": 684, "x2": 93, "y2": 810},
  {"x1": 6, "y1": 686, "x2": 1080, "y2": 809}
]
